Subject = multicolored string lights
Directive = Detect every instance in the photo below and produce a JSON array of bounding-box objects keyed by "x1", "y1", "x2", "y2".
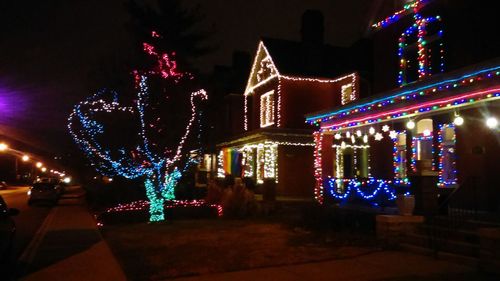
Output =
[{"x1": 68, "y1": 33, "x2": 207, "y2": 222}]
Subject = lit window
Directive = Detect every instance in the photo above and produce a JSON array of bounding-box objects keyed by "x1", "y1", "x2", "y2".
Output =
[
  {"x1": 411, "y1": 119, "x2": 434, "y2": 172},
  {"x1": 341, "y1": 83, "x2": 356, "y2": 105},
  {"x1": 260, "y1": 90, "x2": 275, "y2": 127}
]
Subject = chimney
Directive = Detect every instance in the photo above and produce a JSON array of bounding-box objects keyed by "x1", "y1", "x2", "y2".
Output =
[{"x1": 301, "y1": 10, "x2": 324, "y2": 44}]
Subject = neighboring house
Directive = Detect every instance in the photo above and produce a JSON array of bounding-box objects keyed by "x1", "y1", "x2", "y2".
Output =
[
  {"x1": 216, "y1": 11, "x2": 363, "y2": 197},
  {"x1": 305, "y1": 0, "x2": 500, "y2": 213}
]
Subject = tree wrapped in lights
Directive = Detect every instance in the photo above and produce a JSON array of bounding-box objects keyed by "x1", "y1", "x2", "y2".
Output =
[{"x1": 68, "y1": 34, "x2": 207, "y2": 222}]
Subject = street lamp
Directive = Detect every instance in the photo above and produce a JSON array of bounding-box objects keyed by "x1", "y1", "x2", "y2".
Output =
[
  {"x1": 0, "y1": 142, "x2": 8, "y2": 151},
  {"x1": 22, "y1": 155, "x2": 30, "y2": 162},
  {"x1": 41, "y1": 167, "x2": 47, "y2": 172},
  {"x1": 36, "y1": 162, "x2": 43, "y2": 168}
]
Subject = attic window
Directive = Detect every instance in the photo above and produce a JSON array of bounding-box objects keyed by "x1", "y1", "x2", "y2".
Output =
[
  {"x1": 341, "y1": 83, "x2": 356, "y2": 105},
  {"x1": 260, "y1": 90, "x2": 275, "y2": 128},
  {"x1": 257, "y1": 57, "x2": 275, "y2": 83}
]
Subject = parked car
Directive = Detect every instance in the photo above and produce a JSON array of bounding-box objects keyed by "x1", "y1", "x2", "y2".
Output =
[
  {"x1": 0, "y1": 195, "x2": 19, "y2": 264},
  {"x1": 27, "y1": 182, "x2": 62, "y2": 205},
  {"x1": 0, "y1": 181, "x2": 8, "y2": 190}
]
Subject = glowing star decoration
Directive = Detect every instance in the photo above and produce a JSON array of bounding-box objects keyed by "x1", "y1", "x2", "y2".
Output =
[
  {"x1": 369, "y1": 127, "x2": 375, "y2": 135},
  {"x1": 375, "y1": 133, "x2": 384, "y2": 141},
  {"x1": 389, "y1": 130, "x2": 398, "y2": 139},
  {"x1": 334, "y1": 133, "x2": 341, "y2": 140},
  {"x1": 68, "y1": 32, "x2": 207, "y2": 222},
  {"x1": 382, "y1": 125, "x2": 390, "y2": 132}
]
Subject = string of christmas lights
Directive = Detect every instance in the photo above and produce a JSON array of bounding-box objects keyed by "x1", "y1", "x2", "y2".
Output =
[
  {"x1": 97, "y1": 199, "x2": 223, "y2": 226},
  {"x1": 327, "y1": 177, "x2": 410, "y2": 201},
  {"x1": 244, "y1": 41, "x2": 358, "y2": 131},
  {"x1": 68, "y1": 33, "x2": 207, "y2": 222},
  {"x1": 306, "y1": 67, "x2": 500, "y2": 125},
  {"x1": 437, "y1": 123, "x2": 457, "y2": 187},
  {"x1": 313, "y1": 132, "x2": 324, "y2": 204},
  {"x1": 321, "y1": 88, "x2": 500, "y2": 131},
  {"x1": 371, "y1": 0, "x2": 429, "y2": 29}
]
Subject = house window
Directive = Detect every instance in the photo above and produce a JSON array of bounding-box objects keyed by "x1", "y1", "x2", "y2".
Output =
[
  {"x1": 260, "y1": 90, "x2": 275, "y2": 127},
  {"x1": 398, "y1": 16, "x2": 444, "y2": 86},
  {"x1": 341, "y1": 83, "x2": 356, "y2": 105},
  {"x1": 411, "y1": 119, "x2": 434, "y2": 172}
]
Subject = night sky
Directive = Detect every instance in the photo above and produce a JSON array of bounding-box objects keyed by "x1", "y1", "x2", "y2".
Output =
[{"x1": 0, "y1": 0, "x2": 380, "y2": 154}]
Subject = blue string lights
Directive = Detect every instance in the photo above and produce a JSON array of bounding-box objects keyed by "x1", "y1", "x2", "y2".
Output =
[{"x1": 326, "y1": 177, "x2": 410, "y2": 202}]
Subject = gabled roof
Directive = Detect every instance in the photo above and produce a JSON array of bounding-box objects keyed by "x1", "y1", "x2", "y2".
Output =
[{"x1": 244, "y1": 38, "x2": 351, "y2": 95}]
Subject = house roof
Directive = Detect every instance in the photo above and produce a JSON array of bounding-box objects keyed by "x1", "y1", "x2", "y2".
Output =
[
  {"x1": 261, "y1": 37, "x2": 350, "y2": 78},
  {"x1": 305, "y1": 57, "x2": 500, "y2": 129}
]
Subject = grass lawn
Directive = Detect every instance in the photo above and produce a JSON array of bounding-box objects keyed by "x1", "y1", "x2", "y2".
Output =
[{"x1": 101, "y1": 219, "x2": 379, "y2": 280}]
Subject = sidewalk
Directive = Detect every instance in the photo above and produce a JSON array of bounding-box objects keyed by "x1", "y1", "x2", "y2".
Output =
[
  {"x1": 19, "y1": 186, "x2": 126, "y2": 281},
  {"x1": 173, "y1": 251, "x2": 480, "y2": 281}
]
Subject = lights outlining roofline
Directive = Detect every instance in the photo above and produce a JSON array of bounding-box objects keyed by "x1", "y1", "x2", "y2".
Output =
[
  {"x1": 244, "y1": 40, "x2": 358, "y2": 131},
  {"x1": 306, "y1": 66, "x2": 500, "y2": 124},
  {"x1": 321, "y1": 88, "x2": 500, "y2": 131}
]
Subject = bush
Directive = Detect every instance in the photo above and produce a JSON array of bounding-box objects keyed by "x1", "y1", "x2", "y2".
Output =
[{"x1": 207, "y1": 179, "x2": 257, "y2": 218}]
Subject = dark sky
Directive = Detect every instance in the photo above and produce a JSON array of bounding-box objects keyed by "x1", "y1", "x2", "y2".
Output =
[{"x1": 0, "y1": 0, "x2": 382, "y2": 154}]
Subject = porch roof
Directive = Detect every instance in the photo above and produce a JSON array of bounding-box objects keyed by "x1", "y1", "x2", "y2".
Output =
[
  {"x1": 306, "y1": 57, "x2": 500, "y2": 131},
  {"x1": 217, "y1": 128, "x2": 314, "y2": 149}
]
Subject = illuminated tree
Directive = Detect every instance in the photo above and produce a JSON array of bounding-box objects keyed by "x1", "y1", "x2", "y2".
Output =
[{"x1": 68, "y1": 33, "x2": 207, "y2": 222}]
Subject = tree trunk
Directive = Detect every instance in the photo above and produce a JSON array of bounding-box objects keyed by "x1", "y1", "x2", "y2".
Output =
[{"x1": 145, "y1": 178, "x2": 165, "y2": 222}]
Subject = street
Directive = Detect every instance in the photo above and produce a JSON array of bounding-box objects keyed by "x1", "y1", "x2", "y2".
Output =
[{"x1": 0, "y1": 186, "x2": 52, "y2": 277}]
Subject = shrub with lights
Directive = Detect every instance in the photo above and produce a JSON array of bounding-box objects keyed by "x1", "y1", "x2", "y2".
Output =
[{"x1": 68, "y1": 32, "x2": 207, "y2": 222}]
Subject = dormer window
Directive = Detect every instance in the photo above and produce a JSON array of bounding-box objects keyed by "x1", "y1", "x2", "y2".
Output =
[
  {"x1": 260, "y1": 90, "x2": 275, "y2": 128},
  {"x1": 341, "y1": 83, "x2": 356, "y2": 105}
]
